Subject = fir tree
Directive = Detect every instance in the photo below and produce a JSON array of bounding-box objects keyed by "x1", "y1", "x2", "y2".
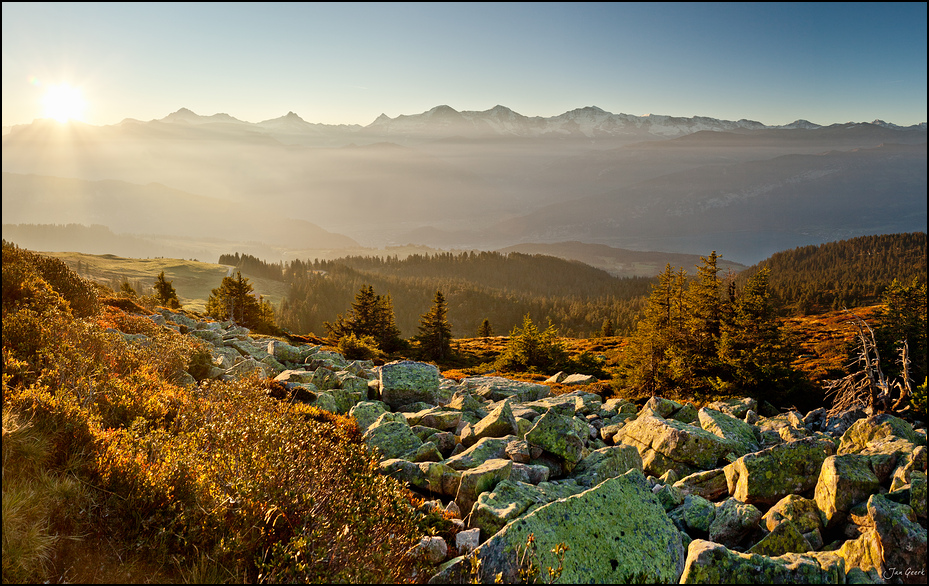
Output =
[
  {"x1": 478, "y1": 318, "x2": 493, "y2": 338},
  {"x1": 600, "y1": 317, "x2": 615, "y2": 337},
  {"x1": 415, "y1": 290, "x2": 453, "y2": 361}
]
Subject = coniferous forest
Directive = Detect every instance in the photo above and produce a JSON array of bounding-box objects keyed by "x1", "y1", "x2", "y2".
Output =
[{"x1": 216, "y1": 233, "x2": 927, "y2": 342}]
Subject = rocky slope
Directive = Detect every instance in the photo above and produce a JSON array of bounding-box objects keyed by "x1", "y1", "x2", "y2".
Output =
[{"x1": 125, "y1": 309, "x2": 927, "y2": 584}]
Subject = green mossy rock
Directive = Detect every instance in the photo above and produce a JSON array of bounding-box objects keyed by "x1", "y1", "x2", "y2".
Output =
[
  {"x1": 621, "y1": 415, "x2": 732, "y2": 478},
  {"x1": 814, "y1": 454, "x2": 882, "y2": 529},
  {"x1": 724, "y1": 437, "x2": 835, "y2": 506},
  {"x1": 474, "y1": 469, "x2": 685, "y2": 584},
  {"x1": 525, "y1": 409, "x2": 585, "y2": 471},
  {"x1": 680, "y1": 540, "x2": 845, "y2": 584}
]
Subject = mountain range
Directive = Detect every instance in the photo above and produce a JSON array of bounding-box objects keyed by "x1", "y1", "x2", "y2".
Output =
[{"x1": 2, "y1": 105, "x2": 925, "y2": 265}]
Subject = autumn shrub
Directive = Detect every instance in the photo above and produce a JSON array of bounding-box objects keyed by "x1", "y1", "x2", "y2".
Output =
[{"x1": 2, "y1": 242, "x2": 433, "y2": 583}]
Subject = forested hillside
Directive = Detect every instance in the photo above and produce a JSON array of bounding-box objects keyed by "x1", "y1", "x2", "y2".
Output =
[
  {"x1": 277, "y1": 252, "x2": 653, "y2": 338},
  {"x1": 737, "y1": 232, "x2": 927, "y2": 314}
]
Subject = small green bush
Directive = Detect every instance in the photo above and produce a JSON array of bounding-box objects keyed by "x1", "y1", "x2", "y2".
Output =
[{"x1": 337, "y1": 332, "x2": 385, "y2": 361}]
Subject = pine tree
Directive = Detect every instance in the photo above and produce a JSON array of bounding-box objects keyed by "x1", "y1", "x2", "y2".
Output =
[
  {"x1": 153, "y1": 271, "x2": 181, "y2": 308},
  {"x1": 478, "y1": 318, "x2": 493, "y2": 338},
  {"x1": 600, "y1": 317, "x2": 615, "y2": 337},
  {"x1": 416, "y1": 290, "x2": 453, "y2": 361}
]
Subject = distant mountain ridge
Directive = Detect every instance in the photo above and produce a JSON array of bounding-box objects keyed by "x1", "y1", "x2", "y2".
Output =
[
  {"x1": 3, "y1": 104, "x2": 925, "y2": 264},
  {"x1": 145, "y1": 104, "x2": 926, "y2": 144}
]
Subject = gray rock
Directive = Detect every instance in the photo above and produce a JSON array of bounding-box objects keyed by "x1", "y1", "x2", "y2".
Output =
[{"x1": 379, "y1": 360, "x2": 441, "y2": 409}]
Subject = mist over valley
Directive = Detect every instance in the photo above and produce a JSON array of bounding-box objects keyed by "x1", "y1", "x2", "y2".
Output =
[{"x1": 3, "y1": 105, "x2": 925, "y2": 266}]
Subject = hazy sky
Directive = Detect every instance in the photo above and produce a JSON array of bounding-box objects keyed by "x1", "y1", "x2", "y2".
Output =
[{"x1": 2, "y1": 2, "x2": 927, "y2": 127}]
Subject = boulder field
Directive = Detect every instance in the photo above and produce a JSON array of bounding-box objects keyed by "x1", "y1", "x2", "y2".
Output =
[{"x1": 142, "y1": 310, "x2": 928, "y2": 584}]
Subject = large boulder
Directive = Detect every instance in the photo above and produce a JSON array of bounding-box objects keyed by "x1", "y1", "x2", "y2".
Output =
[
  {"x1": 570, "y1": 444, "x2": 643, "y2": 487},
  {"x1": 460, "y1": 376, "x2": 552, "y2": 403},
  {"x1": 469, "y1": 479, "x2": 583, "y2": 539},
  {"x1": 445, "y1": 436, "x2": 513, "y2": 471},
  {"x1": 473, "y1": 470, "x2": 685, "y2": 584},
  {"x1": 838, "y1": 413, "x2": 920, "y2": 455},
  {"x1": 379, "y1": 360, "x2": 441, "y2": 409},
  {"x1": 524, "y1": 409, "x2": 585, "y2": 472},
  {"x1": 814, "y1": 454, "x2": 882, "y2": 530},
  {"x1": 698, "y1": 407, "x2": 760, "y2": 455},
  {"x1": 456, "y1": 458, "x2": 513, "y2": 515},
  {"x1": 708, "y1": 497, "x2": 763, "y2": 549},
  {"x1": 867, "y1": 493, "x2": 928, "y2": 584},
  {"x1": 680, "y1": 540, "x2": 844, "y2": 584},
  {"x1": 724, "y1": 437, "x2": 835, "y2": 506},
  {"x1": 465, "y1": 400, "x2": 519, "y2": 447},
  {"x1": 621, "y1": 415, "x2": 733, "y2": 478},
  {"x1": 361, "y1": 412, "x2": 423, "y2": 461},
  {"x1": 673, "y1": 468, "x2": 730, "y2": 501}
]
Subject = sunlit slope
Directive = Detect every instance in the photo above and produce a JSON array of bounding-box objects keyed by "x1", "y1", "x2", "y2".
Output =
[{"x1": 43, "y1": 251, "x2": 288, "y2": 313}]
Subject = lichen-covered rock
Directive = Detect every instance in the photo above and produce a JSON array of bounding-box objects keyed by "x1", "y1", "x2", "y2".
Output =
[
  {"x1": 460, "y1": 376, "x2": 551, "y2": 403},
  {"x1": 525, "y1": 409, "x2": 585, "y2": 471},
  {"x1": 673, "y1": 468, "x2": 729, "y2": 501},
  {"x1": 445, "y1": 390, "x2": 488, "y2": 419},
  {"x1": 457, "y1": 458, "x2": 513, "y2": 515},
  {"x1": 455, "y1": 528, "x2": 480, "y2": 556},
  {"x1": 838, "y1": 413, "x2": 920, "y2": 455},
  {"x1": 621, "y1": 415, "x2": 732, "y2": 478},
  {"x1": 698, "y1": 407, "x2": 760, "y2": 455},
  {"x1": 867, "y1": 493, "x2": 928, "y2": 584},
  {"x1": 762, "y1": 494, "x2": 823, "y2": 536},
  {"x1": 724, "y1": 437, "x2": 835, "y2": 506},
  {"x1": 474, "y1": 470, "x2": 685, "y2": 584},
  {"x1": 709, "y1": 497, "x2": 763, "y2": 549},
  {"x1": 641, "y1": 396, "x2": 698, "y2": 423},
  {"x1": 362, "y1": 411, "x2": 423, "y2": 461},
  {"x1": 747, "y1": 519, "x2": 812, "y2": 557},
  {"x1": 379, "y1": 360, "x2": 441, "y2": 409},
  {"x1": 445, "y1": 436, "x2": 513, "y2": 471},
  {"x1": 814, "y1": 454, "x2": 882, "y2": 529},
  {"x1": 465, "y1": 400, "x2": 519, "y2": 447},
  {"x1": 267, "y1": 339, "x2": 314, "y2": 364},
  {"x1": 410, "y1": 407, "x2": 463, "y2": 432},
  {"x1": 348, "y1": 400, "x2": 389, "y2": 433},
  {"x1": 706, "y1": 397, "x2": 758, "y2": 419},
  {"x1": 834, "y1": 530, "x2": 883, "y2": 579},
  {"x1": 469, "y1": 479, "x2": 559, "y2": 539},
  {"x1": 680, "y1": 540, "x2": 844, "y2": 584},
  {"x1": 273, "y1": 369, "x2": 316, "y2": 385},
  {"x1": 669, "y1": 494, "x2": 716, "y2": 535},
  {"x1": 571, "y1": 444, "x2": 643, "y2": 487},
  {"x1": 910, "y1": 470, "x2": 927, "y2": 520}
]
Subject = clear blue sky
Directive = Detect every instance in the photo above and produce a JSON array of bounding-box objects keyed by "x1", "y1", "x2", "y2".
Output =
[{"x1": 3, "y1": 2, "x2": 926, "y2": 127}]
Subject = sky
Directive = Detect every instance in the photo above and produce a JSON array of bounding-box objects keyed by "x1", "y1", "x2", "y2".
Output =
[{"x1": 2, "y1": 2, "x2": 927, "y2": 128}]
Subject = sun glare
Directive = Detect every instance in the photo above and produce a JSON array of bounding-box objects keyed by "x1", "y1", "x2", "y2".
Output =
[{"x1": 42, "y1": 84, "x2": 86, "y2": 123}]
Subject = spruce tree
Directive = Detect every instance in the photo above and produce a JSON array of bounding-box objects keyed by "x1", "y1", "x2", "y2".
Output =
[
  {"x1": 718, "y1": 267, "x2": 800, "y2": 402},
  {"x1": 153, "y1": 271, "x2": 181, "y2": 308},
  {"x1": 478, "y1": 318, "x2": 493, "y2": 338},
  {"x1": 206, "y1": 271, "x2": 262, "y2": 328},
  {"x1": 416, "y1": 290, "x2": 453, "y2": 361}
]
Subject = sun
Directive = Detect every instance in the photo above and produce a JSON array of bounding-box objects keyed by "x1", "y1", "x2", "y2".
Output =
[{"x1": 41, "y1": 84, "x2": 86, "y2": 123}]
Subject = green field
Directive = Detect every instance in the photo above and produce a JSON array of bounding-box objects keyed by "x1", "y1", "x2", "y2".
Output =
[{"x1": 44, "y1": 251, "x2": 289, "y2": 314}]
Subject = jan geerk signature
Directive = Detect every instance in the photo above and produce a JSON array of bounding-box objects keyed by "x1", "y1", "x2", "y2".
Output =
[{"x1": 883, "y1": 566, "x2": 927, "y2": 580}]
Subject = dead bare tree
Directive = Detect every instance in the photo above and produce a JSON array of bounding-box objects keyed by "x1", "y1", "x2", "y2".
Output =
[{"x1": 824, "y1": 309, "x2": 912, "y2": 416}]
